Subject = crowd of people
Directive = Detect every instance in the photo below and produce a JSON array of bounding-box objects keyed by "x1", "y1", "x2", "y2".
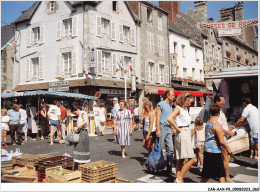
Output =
[{"x1": 1, "y1": 91, "x2": 258, "y2": 183}]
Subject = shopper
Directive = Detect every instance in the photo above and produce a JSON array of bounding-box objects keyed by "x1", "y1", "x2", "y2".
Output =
[
  {"x1": 167, "y1": 92, "x2": 195, "y2": 183},
  {"x1": 7, "y1": 104, "x2": 23, "y2": 146},
  {"x1": 1, "y1": 108, "x2": 10, "y2": 147},
  {"x1": 191, "y1": 116, "x2": 205, "y2": 171},
  {"x1": 156, "y1": 90, "x2": 175, "y2": 174},
  {"x1": 142, "y1": 101, "x2": 156, "y2": 154},
  {"x1": 214, "y1": 94, "x2": 234, "y2": 182},
  {"x1": 113, "y1": 100, "x2": 133, "y2": 158},
  {"x1": 71, "y1": 105, "x2": 91, "y2": 166},
  {"x1": 234, "y1": 97, "x2": 258, "y2": 160},
  {"x1": 48, "y1": 100, "x2": 64, "y2": 145},
  {"x1": 111, "y1": 97, "x2": 120, "y2": 142},
  {"x1": 39, "y1": 104, "x2": 49, "y2": 140},
  {"x1": 19, "y1": 104, "x2": 28, "y2": 142},
  {"x1": 57, "y1": 101, "x2": 67, "y2": 140},
  {"x1": 97, "y1": 102, "x2": 107, "y2": 136},
  {"x1": 133, "y1": 102, "x2": 140, "y2": 131},
  {"x1": 200, "y1": 104, "x2": 231, "y2": 183}
]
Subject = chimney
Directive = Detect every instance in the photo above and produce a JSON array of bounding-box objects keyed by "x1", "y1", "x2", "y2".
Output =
[
  {"x1": 234, "y1": 2, "x2": 244, "y2": 21},
  {"x1": 194, "y1": 1, "x2": 207, "y2": 22},
  {"x1": 220, "y1": 7, "x2": 234, "y2": 22},
  {"x1": 159, "y1": 1, "x2": 180, "y2": 23},
  {"x1": 21, "y1": 10, "x2": 26, "y2": 14},
  {"x1": 128, "y1": 1, "x2": 139, "y2": 18}
]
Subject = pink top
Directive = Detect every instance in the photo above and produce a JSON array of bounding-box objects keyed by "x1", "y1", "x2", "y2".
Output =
[{"x1": 196, "y1": 127, "x2": 205, "y2": 143}]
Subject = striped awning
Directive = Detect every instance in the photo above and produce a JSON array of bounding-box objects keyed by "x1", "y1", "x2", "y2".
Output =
[{"x1": 1, "y1": 91, "x2": 97, "y2": 100}]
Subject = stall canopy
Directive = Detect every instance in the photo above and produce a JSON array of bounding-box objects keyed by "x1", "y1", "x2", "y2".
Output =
[
  {"x1": 157, "y1": 90, "x2": 213, "y2": 97},
  {"x1": 1, "y1": 91, "x2": 98, "y2": 100}
]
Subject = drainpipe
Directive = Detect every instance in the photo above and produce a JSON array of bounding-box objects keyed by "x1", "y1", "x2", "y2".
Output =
[{"x1": 82, "y1": 3, "x2": 86, "y2": 74}]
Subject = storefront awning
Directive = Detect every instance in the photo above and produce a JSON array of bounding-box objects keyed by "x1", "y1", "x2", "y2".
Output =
[
  {"x1": 1, "y1": 91, "x2": 97, "y2": 100},
  {"x1": 144, "y1": 85, "x2": 174, "y2": 95},
  {"x1": 156, "y1": 90, "x2": 213, "y2": 97}
]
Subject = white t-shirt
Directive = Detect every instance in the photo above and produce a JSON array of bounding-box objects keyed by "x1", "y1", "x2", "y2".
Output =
[
  {"x1": 20, "y1": 109, "x2": 27, "y2": 123},
  {"x1": 242, "y1": 104, "x2": 259, "y2": 138},
  {"x1": 47, "y1": 105, "x2": 61, "y2": 121},
  {"x1": 174, "y1": 106, "x2": 191, "y2": 127},
  {"x1": 217, "y1": 110, "x2": 229, "y2": 131},
  {"x1": 1, "y1": 116, "x2": 10, "y2": 130},
  {"x1": 134, "y1": 107, "x2": 139, "y2": 116}
]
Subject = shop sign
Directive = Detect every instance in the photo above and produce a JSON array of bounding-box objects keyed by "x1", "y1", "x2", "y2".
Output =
[
  {"x1": 198, "y1": 19, "x2": 258, "y2": 29},
  {"x1": 218, "y1": 28, "x2": 241, "y2": 37},
  {"x1": 100, "y1": 88, "x2": 125, "y2": 95},
  {"x1": 49, "y1": 81, "x2": 69, "y2": 87},
  {"x1": 70, "y1": 88, "x2": 79, "y2": 93},
  {"x1": 48, "y1": 87, "x2": 69, "y2": 92},
  {"x1": 90, "y1": 48, "x2": 95, "y2": 67}
]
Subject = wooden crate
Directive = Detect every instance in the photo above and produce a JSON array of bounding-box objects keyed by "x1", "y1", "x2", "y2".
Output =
[
  {"x1": 1, "y1": 160, "x2": 13, "y2": 170},
  {"x1": 79, "y1": 160, "x2": 117, "y2": 183},
  {"x1": 13, "y1": 154, "x2": 52, "y2": 169},
  {"x1": 46, "y1": 166, "x2": 81, "y2": 183},
  {"x1": 44, "y1": 176, "x2": 82, "y2": 183},
  {"x1": 227, "y1": 133, "x2": 250, "y2": 154}
]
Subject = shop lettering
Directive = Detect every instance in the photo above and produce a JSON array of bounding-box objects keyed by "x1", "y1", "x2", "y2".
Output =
[{"x1": 198, "y1": 19, "x2": 258, "y2": 29}]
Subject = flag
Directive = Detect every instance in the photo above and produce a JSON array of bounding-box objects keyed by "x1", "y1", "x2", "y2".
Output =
[
  {"x1": 116, "y1": 68, "x2": 119, "y2": 72},
  {"x1": 130, "y1": 65, "x2": 133, "y2": 72},
  {"x1": 121, "y1": 67, "x2": 123, "y2": 71}
]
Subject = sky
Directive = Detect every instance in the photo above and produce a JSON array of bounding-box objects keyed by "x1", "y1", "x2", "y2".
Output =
[{"x1": 1, "y1": 1, "x2": 259, "y2": 26}]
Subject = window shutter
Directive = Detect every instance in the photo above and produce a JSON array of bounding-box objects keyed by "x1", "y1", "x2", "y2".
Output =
[
  {"x1": 120, "y1": 55, "x2": 124, "y2": 78},
  {"x1": 162, "y1": 38, "x2": 164, "y2": 55},
  {"x1": 145, "y1": 61, "x2": 149, "y2": 82},
  {"x1": 112, "y1": 53, "x2": 117, "y2": 77},
  {"x1": 131, "y1": 28, "x2": 135, "y2": 46},
  {"x1": 39, "y1": 57, "x2": 43, "y2": 80},
  {"x1": 30, "y1": 59, "x2": 33, "y2": 80},
  {"x1": 128, "y1": 28, "x2": 131, "y2": 44},
  {"x1": 132, "y1": 57, "x2": 136, "y2": 76},
  {"x1": 39, "y1": 26, "x2": 44, "y2": 44},
  {"x1": 26, "y1": 60, "x2": 30, "y2": 81},
  {"x1": 111, "y1": 21, "x2": 116, "y2": 41},
  {"x1": 165, "y1": 65, "x2": 169, "y2": 84},
  {"x1": 96, "y1": 16, "x2": 101, "y2": 37},
  {"x1": 97, "y1": 50, "x2": 102, "y2": 76},
  {"x1": 56, "y1": 54, "x2": 61, "y2": 77},
  {"x1": 27, "y1": 29, "x2": 31, "y2": 47},
  {"x1": 72, "y1": 16, "x2": 78, "y2": 37},
  {"x1": 158, "y1": 37, "x2": 161, "y2": 55},
  {"x1": 156, "y1": 63, "x2": 159, "y2": 83},
  {"x1": 151, "y1": 35, "x2": 154, "y2": 52},
  {"x1": 56, "y1": 21, "x2": 62, "y2": 40},
  {"x1": 119, "y1": 25, "x2": 123, "y2": 43},
  {"x1": 72, "y1": 51, "x2": 77, "y2": 75}
]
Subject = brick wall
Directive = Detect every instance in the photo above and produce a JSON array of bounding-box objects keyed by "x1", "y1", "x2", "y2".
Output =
[
  {"x1": 159, "y1": 1, "x2": 180, "y2": 23},
  {"x1": 128, "y1": 1, "x2": 139, "y2": 17}
]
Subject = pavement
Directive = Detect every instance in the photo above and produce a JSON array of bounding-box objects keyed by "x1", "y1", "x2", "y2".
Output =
[{"x1": 1, "y1": 127, "x2": 258, "y2": 183}]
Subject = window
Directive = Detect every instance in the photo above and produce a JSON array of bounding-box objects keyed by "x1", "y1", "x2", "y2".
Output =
[
  {"x1": 102, "y1": 52, "x2": 111, "y2": 75},
  {"x1": 147, "y1": 9, "x2": 152, "y2": 25},
  {"x1": 195, "y1": 49, "x2": 199, "y2": 60},
  {"x1": 31, "y1": 58, "x2": 39, "y2": 80},
  {"x1": 32, "y1": 27, "x2": 39, "y2": 44},
  {"x1": 123, "y1": 26, "x2": 130, "y2": 41},
  {"x1": 183, "y1": 68, "x2": 187, "y2": 78},
  {"x1": 158, "y1": 37, "x2": 164, "y2": 56},
  {"x1": 124, "y1": 57, "x2": 131, "y2": 78},
  {"x1": 148, "y1": 62, "x2": 155, "y2": 82},
  {"x1": 62, "y1": 52, "x2": 72, "y2": 75},
  {"x1": 158, "y1": 13, "x2": 162, "y2": 30},
  {"x1": 147, "y1": 33, "x2": 154, "y2": 52},
  {"x1": 64, "y1": 19, "x2": 72, "y2": 37},
  {"x1": 200, "y1": 70, "x2": 203, "y2": 81},
  {"x1": 181, "y1": 45, "x2": 186, "y2": 58},
  {"x1": 192, "y1": 68, "x2": 195, "y2": 80},
  {"x1": 236, "y1": 47, "x2": 239, "y2": 55},
  {"x1": 227, "y1": 61, "x2": 230, "y2": 68},
  {"x1": 112, "y1": 1, "x2": 117, "y2": 11},
  {"x1": 102, "y1": 18, "x2": 110, "y2": 36},
  {"x1": 174, "y1": 42, "x2": 178, "y2": 54},
  {"x1": 50, "y1": 1, "x2": 56, "y2": 12},
  {"x1": 244, "y1": 52, "x2": 247, "y2": 59},
  {"x1": 159, "y1": 64, "x2": 164, "y2": 82},
  {"x1": 205, "y1": 42, "x2": 208, "y2": 55},
  {"x1": 212, "y1": 45, "x2": 214, "y2": 56}
]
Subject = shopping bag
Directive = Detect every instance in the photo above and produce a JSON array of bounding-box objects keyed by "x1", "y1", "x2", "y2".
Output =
[
  {"x1": 65, "y1": 131, "x2": 72, "y2": 146},
  {"x1": 144, "y1": 137, "x2": 166, "y2": 172}
]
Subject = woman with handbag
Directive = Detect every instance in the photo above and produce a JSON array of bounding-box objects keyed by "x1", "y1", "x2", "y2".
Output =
[
  {"x1": 167, "y1": 92, "x2": 196, "y2": 183},
  {"x1": 71, "y1": 106, "x2": 90, "y2": 167},
  {"x1": 113, "y1": 100, "x2": 133, "y2": 158}
]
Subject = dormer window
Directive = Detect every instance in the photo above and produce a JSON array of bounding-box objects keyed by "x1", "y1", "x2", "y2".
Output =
[
  {"x1": 112, "y1": 1, "x2": 117, "y2": 11},
  {"x1": 50, "y1": 1, "x2": 56, "y2": 12}
]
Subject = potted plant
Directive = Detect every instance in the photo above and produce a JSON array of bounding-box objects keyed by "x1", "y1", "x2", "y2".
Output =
[
  {"x1": 253, "y1": 62, "x2": 257, "y2": 65},
  {"x1": 245, "y1": 58, "x2": 250, "y2": 63},
  {"x1": 237, "y1": 55, "x2": 241, "y2": 60},
  {"x1": 226, "y1": 50, "x2": 231, "y2": 56}
]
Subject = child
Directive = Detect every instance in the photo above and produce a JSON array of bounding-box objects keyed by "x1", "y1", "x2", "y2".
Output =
[
  {"x1": 191, "y1": 117, "x2": 205, "y2": 170},
  {"x1": 1, "y1": 108, "x2": 10, "y2": 147}
]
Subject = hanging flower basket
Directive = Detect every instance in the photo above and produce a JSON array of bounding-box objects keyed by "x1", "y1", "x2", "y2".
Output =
[
  {"x1": 237, "y1": 55, "x2": 241, "y2": 60},
  {"x1": 226, "y1": 50, "x2": 231, "y2": 56},
  {"x1": 245, "y1": 58, "x2": 250, "y2": 63},
  {"x1": 253, "y1": 62, "x2": 257, "y2": 65}
]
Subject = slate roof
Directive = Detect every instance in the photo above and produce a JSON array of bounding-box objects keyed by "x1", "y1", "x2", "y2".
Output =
[
  {"x1": 1, "y1": 25, "x2": 15, "y2": 49},
  {"x1": 168, "y1": 20, "x2": 190, "y2": 39},
  {"x1": 14, "y1": 2, "x2": 40, "y2": 24}
]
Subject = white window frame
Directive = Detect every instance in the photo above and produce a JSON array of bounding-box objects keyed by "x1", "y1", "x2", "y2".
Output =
[
  {"x1": 174, "y1": 42, "x2": 178, "y2": 54},
  {"x1": 159, "y1": 64, "x2": 164, "y2": 83},
  {"x1": 32, "y1": 27, "x2": 40, "y2": 44},
  {"x1": 149, "y1": 62, "x2": 155, "y2": 82},
  {"x1": 62, "y1": 52, "x2": 72, "y2": 76},
  {"x1": 147, "y1": 9, "x2": 152, "y2": 26},
  {"x1": 123, "y1": 25, "x2": 130, "y2": 42},
  {"x1": 31, "y1": 57, "x2": 39, "y2": 80},
  {"x1": 102, "y1": 18, "x2": 110, "y2": 37},
  {"x1": 102, "y1": 52, "x2": 111, "y2": 75},
  {"x1": 50, "y1": 1, "x2": 56, "y2": 12},
  {"x1": 64, "y1": 18, "x2": 72, "y2": 37},
  {"x1": 124, "y1": 56, "x2": 131, "y2": 78}
]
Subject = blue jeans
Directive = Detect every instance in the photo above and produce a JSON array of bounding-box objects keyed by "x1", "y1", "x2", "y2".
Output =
[{"x1": 160, "y1": 124, "x2": 174, "y2": 170}]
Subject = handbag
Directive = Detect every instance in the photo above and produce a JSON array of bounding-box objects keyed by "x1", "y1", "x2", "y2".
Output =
[
  {"x1": 69, "y1": 129, "x2": 82, "y2": 144},
  {"x1": 144, "y1": 137, "x2": 166, "y2": 172}
]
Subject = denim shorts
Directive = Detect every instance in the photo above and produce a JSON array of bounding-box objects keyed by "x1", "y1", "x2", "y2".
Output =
[
  {"x1": 253, "y1": 137, "x2": 258, "y2": 144},
  {"x1": 49, "y1": 120, "x2": 60, "y2": 127}
]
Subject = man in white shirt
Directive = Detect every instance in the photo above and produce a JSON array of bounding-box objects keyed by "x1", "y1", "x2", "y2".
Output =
[
  {"x1": 214, "y1": 94, "x2": 234, "y2": 182},
  {"x1": 19, "y1": 104, "x2": 28, "y2": 141},
  {"x1": 111, "y1": 97, "x2": 120, "y2": 142},
  {"x1": 48, "y1": 100, "x2": 64, "y2": 145},
  {"x1": 235, "y1": 97, "x2": 258, "y2": 160}
]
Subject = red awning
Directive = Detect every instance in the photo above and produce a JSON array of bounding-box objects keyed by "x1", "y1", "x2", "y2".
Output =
[{"x1": 157, "y1": 90, "x2": 213, "y2": 97}]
